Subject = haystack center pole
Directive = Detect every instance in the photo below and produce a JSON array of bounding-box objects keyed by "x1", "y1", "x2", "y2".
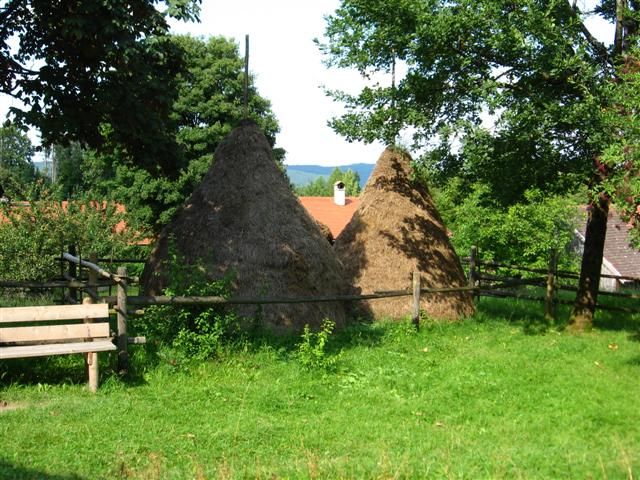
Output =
[{"x1": 244, "y1": 34, "x2": 249, "y2": 118}]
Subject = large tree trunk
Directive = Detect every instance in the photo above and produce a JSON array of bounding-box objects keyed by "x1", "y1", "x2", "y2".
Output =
[{"x1": 569, "y1": 194, "x2": 610, "y2": 331}]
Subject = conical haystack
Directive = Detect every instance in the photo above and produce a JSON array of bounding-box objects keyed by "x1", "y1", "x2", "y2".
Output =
[
  {"x1": 334, "y1": 148, "x2": 474, "y2": 320},
  {"x1": 143, "y1": 121, "x2": 348, "y2": 331}
]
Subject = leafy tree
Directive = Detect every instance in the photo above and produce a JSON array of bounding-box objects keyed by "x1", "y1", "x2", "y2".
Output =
[
  {"x1": 0, "y1": 122, "x2": 41, "y2": 199},
  {"x1": 48, "y1": 142, "x2": 87, "y2": 199},
  {"x1": 51, "y1": 35, "x2": 281, "y2": 229},
  {"x1": 172, "y1": 35, "x2": 281, "y2": 168},
  {"x1": 1, "y1": 0, "x2": 200, "y2": 177},
  {"x1": 435, "y1": 182, "x2": 581, "y2": 272},
  {"x1": 0, "y1": 193, "x2": 135, "y2": 282},
  {"x1": 296, "y1": 168, "x2": 361, "y2": 196},
  {"x1": 319, "y1": 0, "x2": 638, "y2": 329},
  {"x1": 600, "y1": 48, "x2": 640, "y2": 247},
  {"x1": 296, "y1": 176, "x2": 330, "y2": 196}
]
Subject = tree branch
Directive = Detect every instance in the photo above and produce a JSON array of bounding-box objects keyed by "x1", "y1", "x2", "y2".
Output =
[{"x1": 566, "y1": 0, "x2": 613, "y2": 70}]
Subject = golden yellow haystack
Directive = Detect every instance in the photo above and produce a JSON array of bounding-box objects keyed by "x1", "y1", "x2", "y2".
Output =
[
  {"x1": 334, "y1": 148, "x2": 475, "y2": 320},
  {"x1": 143, "y1": 121, "x2": 348, "y2": 332}
]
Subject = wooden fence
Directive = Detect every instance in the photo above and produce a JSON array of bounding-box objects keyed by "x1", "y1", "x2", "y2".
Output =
[
  {"x1": 465, "y1": 246, "x2": 640, "y2": 317},
  {"x1": 1, "y1": 247, "x2": 638, "y2": 374}
]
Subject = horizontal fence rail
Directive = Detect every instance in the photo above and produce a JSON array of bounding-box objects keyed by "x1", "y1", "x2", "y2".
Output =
[
  {"x1": 3, "y1": 247, "x2": 639, "y2": 377},
  {"x1": 466, "y1": 247, "x2": 640, "y2": 315},
  {"x1": 62, "y1": 253, "x2": 137, "y2": 284}
]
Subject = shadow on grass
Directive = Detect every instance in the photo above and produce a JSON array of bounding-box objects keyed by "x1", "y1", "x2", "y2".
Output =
[
  {"x1": 0, "y1": 460, "x2": 85, "y2": 480},
  {"x1": 627, "y1": 355, "x2": 640, "y2": 366},
  {"x1": 0, "y1": 350, "x2": 148, "y2": 389},
  {"x1": 237, "y1": 316, "x2": 385, "y2": 358},
  {"x1": 473, "y1": 296, "x2": 559, "y2": 335},
  {"x1": 593, "y1": 311, "x2": 640, "y2": 337},
  {"x1": 475, "y1": 292, "x2": 640, "y2": 337}
]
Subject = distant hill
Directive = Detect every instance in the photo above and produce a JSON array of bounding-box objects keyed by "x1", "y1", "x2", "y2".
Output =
[
  {"x1": 286, "y1": 163, "x2": 375, "y2": 188},
  {"x1": 33, "y1": 161, "x2": 50, "y2": 173}
]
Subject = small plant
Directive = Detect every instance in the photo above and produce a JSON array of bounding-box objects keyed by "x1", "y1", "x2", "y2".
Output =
[
  {"x1": 296, "y1": 319, "x2": 341, "y2": 372},
  {"x1": 136, "y1": 240, "x2": 238, "y2": 363}
]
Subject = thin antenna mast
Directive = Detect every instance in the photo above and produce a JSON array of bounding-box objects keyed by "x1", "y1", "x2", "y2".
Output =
[{"x1": 244, "y1": 34, "x2": 249, "y2": 118}]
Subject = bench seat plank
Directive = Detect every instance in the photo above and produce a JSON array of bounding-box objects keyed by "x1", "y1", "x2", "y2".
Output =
[
  {"x1": 0, "y1": 304, "x2": 109, "y2": 324},
  {"x1": 0, "y1": 340, "x2": 116, "y2": 359},
  {"x1": 0, "y1": 323, "x2": 111, "y2": 343}
]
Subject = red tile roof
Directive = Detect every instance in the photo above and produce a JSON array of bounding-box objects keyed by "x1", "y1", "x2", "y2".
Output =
[{"x1": 298, "y1": 196, "x2": 359, "y2": 238}]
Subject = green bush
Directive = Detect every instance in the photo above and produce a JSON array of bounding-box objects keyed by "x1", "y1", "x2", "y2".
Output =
[
  {"x1": 296, "y1": 319, "x2": 341, "y2": 372},
  {"x1": 136, "y1": 244, "x2": 238, "y2": 362},
  {"x1": 0, "y1": 193, "x2": 136, "y2": 282},
  {"x1": 435, "y1": 184, "x2": 582, "y2": 272}
]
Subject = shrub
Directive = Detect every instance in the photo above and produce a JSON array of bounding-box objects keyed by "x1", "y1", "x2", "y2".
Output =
[
  {"x1": 296, "y1": 319, "x2": 341, "y2": 372},
  {"x1": 136, "y1": 242, "x2": 238, "y2": 362},
  {"x1": 0, "y1": 192, "x2": 136, "y2": 282}
]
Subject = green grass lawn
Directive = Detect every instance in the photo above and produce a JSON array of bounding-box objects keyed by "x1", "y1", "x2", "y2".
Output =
[{"x1": 1, "y1": 298, "x2": 639, "y2": 479}]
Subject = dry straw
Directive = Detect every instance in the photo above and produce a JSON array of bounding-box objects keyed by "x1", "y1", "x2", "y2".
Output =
[
  {"x1": 143, "y1": 121, "x2": 348, "y2": 331},
  {"x1": 334, "y1": 147, "x2": 475, "y2": 320}
]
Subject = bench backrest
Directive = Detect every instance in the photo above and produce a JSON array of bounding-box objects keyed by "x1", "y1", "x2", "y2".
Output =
[{"x1": 0, "y1": 304, "x2": 110, "y2": 345}]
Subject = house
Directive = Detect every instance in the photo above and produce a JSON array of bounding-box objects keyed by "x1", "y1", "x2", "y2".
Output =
[
  {"x1": 575, "y1": 208, "x2": 640, "y2": 291},
  {"x1": 298, "y1": 182, "x2": 360, "y2": 239}
]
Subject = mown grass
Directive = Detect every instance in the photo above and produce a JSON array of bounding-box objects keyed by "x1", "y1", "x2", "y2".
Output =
[{"x1": 1, "y1": 297, "x2": 639, "y2": 479}]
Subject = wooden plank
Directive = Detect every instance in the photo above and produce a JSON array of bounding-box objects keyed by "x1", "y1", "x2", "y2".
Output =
[
  {"x1": 0, "y1": 323, "x2": 110, "y2": 343},
  {"x1": 0, "y1": 304, "x2": 108, "y2": 324},
  {"x1": 412, "y1": 271, "x2": 420, "y2": 330},
  {"x1": 87, "y1": 351, "x2": 99, "y2": 393},
  {"x1": 116, "y1": 266, "x2": 129, "y2": 374},
  {"x1": 0, "y1": 340, "x2": 116, "y2": 359}
]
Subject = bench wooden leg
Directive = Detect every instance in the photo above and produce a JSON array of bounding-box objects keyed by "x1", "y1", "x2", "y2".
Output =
[{"x1": 87, "y1": 352, "x2": 99, "y2": 393}]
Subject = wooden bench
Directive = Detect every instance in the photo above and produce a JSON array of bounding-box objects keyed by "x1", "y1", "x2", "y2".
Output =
[{"x1": 0, "y1": 303, "x2": 116, "y2": 391}]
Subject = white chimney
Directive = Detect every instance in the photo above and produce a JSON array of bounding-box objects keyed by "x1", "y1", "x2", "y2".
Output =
[{"x1": 334, "y1": 181, "x2": 346, "y2": 206}]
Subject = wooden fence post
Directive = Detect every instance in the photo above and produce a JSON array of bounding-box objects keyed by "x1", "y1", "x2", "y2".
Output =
[
  {"x1": 68, "y1": 244, "x2": 78, "y2": 303},
  {"x1": 116, "y1": 266, "x2": 128, "y2": 375},
  {"x1": 412, "y1": 270, "x2": 421, "y2": 330},
  {"x1": 85, "y1": 253, "x2": 99, "y2": 392},
  {"x1": 469, "y1": 246, "x2": 478, "y2": 299},
  {"x1": 544, "y1": 251, "x2": 558, "y2": 324}
]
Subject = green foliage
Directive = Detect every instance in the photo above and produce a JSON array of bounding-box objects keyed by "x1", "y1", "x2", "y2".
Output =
[
  {"x1": 48, "y1": 142, "x2": 87, "y2": 200},
  {"x1": 321, "y1": 0, "x2": 608, "y2": 150},
  {"x1": 318, "y1": 0, "x2": 614, "y2": 215},
  {"x1": 0, "y1": 122, "x2": 43, "y2": 199},
  {"x1": 1, "y1": 303, "x2": 639, "y2": 478},
  {"x1": 172, "y1": 35, "x2": 281, "y2": 168},
  {"x1": 0, "y1": 192, "x2": 135, "y2": 282},
  {"x1": 296, "y1": 319, "x2": 341, "y2": 371},
  {"x1": 2, "y1": 0, "x2": 201, "y2": 177},
  {"x1": 435, "y1": 182, "x2": 581, "y2": 271},
  {"x1": 599, "y1": 49, "x2": 640, "y2": 246},
  {"x1": 295, "y1": 167, "x2": 361, "y2": 196},
  {"x1": 137, "y1": 243, "x2": 238, "y2": 362},
  {"x1": 50, "y1": 35, "x2": 282, "y2": 229}
]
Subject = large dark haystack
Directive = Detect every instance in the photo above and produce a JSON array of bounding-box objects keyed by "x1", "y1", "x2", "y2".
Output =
[
  {"x1": 143, "y1": 121, "x2": 348, "y2": 331},
  {"x1": 334, "y1": 148, "x2": 474, "y2": 320}
]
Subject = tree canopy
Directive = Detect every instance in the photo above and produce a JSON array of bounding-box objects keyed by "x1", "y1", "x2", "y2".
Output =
[
  {"x1": 295, "y1": 167, "x2": 361, "y2": 196},
  {"x1": 51, "y1": 35, "x2": 281, "y2": 229},
  {"x1": 320, "y1": 0, "x2": 640, "y2": 328},
  {"x1": 0, "y1": 122, "x2": 41, "y2": 199},
  {"x1": 1, "y1": 0, "x2": 201, "y2": 177}
]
